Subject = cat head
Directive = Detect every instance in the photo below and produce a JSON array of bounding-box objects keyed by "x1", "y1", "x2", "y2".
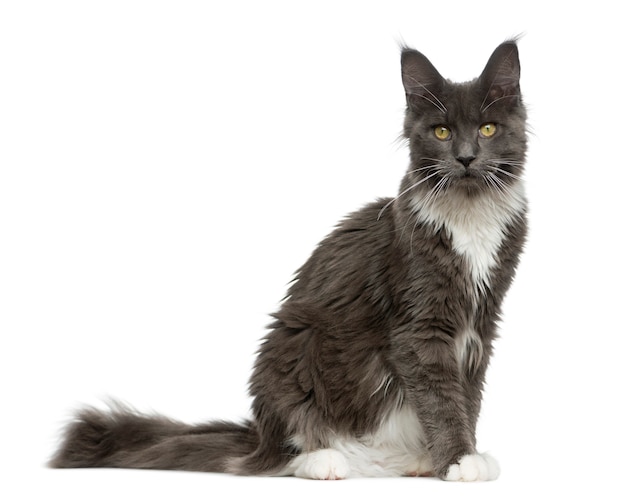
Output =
[{"x1": 401, "y1": 41, "x2": 526, "y2": 197}]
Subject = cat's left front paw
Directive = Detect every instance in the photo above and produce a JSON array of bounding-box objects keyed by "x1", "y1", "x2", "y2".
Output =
[{"x1": 444, "y1": 453, "x2": 500, "y2": 482}]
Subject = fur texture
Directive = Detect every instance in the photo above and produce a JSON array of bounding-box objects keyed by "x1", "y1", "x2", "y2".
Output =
[{"x1": 51, "y1": 41, "x2": 528, "y2": 481}]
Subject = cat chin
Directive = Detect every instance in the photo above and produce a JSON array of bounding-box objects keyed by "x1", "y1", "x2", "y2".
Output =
[
  {"x1": 451, "y1": 170, "x2": 494, "y2": 188},
  {"x1": 452, "y1": 178, "x2": 488, "y2": 194}
]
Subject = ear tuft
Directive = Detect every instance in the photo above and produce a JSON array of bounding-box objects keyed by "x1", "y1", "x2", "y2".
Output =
[{"x1": 480, "y1": 41, "x2": 521, "y2": 106}]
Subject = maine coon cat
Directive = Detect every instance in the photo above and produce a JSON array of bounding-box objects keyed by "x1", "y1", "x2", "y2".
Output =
[{"x1": 51, "y1": 41, "x2": 527, "y2": 481}]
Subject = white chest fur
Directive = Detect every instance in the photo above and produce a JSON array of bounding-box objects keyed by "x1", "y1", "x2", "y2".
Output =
[{"x1": 410, "y1": 182, "x2": 526, "y2": 292}]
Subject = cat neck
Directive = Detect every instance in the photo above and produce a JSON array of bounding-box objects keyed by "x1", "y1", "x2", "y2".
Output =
[{"x1": 409, "y1": 181, "x2": 527, "y2": 291}]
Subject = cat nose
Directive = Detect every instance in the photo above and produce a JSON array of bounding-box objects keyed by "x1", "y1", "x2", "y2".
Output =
[{"x1": 456, "y1": 155, "x2": 476, "y2": 168}]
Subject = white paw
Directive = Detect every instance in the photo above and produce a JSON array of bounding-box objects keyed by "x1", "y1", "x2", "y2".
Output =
[
  {"x1": 293, "y1": 449, "x2": 350, "y2": 480},
  {"x1": 444, "y1": 453, "x2": 500, "y2": 482}
]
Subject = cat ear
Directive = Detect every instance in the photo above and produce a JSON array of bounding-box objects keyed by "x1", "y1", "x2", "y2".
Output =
[
  {"x1": 479, "y1": 41, "x2": 521, "y2": 106},
  {"x1": 401, "y1": 48, "x2": 445, "y2": 112}
]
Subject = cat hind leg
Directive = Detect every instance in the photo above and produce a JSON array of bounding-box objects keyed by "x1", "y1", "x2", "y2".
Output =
[{"x1": 291, "y1": 449, "x2": 350, "y2": 480}]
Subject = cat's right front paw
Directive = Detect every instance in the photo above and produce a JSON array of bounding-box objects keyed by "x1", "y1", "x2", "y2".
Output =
[
  {"x1": 293, "y1": 449, "x2": 350, "y2": 480},
  {"x1": 444, "y1": 453, "x2": 500, "y2": 482}
]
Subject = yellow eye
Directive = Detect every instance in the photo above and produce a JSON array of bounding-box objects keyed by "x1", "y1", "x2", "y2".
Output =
[
  {"x1": 434, "y1": 125, "x2": 451, "y2": 141},
  {"x1": 479, "y1": 123, "x2": 497, "y2": 138}
]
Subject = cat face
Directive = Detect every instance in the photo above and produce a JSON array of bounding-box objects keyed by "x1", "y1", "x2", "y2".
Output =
[{"x1": 401, "y1": 42, "x2": 527, "y2": 197}]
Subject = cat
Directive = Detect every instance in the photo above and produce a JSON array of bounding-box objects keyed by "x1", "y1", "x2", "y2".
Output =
[{"x1": 51, "y1": 40, "x2": 527, "y2": 482}]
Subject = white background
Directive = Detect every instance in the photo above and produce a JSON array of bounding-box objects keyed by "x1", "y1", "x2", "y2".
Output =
[{"x1": 2, "y1": 1, "x2": 625, "y2": 496}]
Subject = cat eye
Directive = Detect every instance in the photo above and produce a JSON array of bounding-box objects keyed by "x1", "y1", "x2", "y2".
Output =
[
  {"x1": 479, "y1": 123, "x2": 497, "y2": 138},
  {"x1": 434, "y1": 125, "x2": 451, "y2": 141}
]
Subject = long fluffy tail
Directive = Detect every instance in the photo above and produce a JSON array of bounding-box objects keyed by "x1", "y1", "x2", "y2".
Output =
[{"x1": 50, "y1": 404, "x2": 259, "y2": 472}]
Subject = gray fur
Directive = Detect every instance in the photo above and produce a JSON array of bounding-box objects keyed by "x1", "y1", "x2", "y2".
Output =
[{"x1": 51, "y1": 41, "x2": 527, "y2": 480}]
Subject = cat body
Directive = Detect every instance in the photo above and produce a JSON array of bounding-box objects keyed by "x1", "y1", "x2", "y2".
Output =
[{"x1": 51, "y1": 41, "x2": 528, "y2": 482}]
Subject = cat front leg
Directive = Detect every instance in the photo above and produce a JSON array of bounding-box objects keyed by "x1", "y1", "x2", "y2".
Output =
[
  {"x1": 444, "y1": 453, "x2": 500, "y2": 481},
  {"x1": 440, "y1": 376, "x2": 500, "y2": 481},
  {"x1": 391, "y1": 326, "x2": 497, "y2": 481}
]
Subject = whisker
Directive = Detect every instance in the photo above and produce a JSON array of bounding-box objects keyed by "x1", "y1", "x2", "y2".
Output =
[
  {"x1": 485, "y1": 173, "x2": 507, "y2": 197},
  {"x1": 408, "y1": 175, "x2": 450, "y2": 253},
  {"x1": 399, "y1": 174, "x2": 444, "y2": 244},
  {"x1": 419, "y1": 157, "x2": 447, "y2": 164},
  {"x1": 487, "y1": 172, "x2": 513, "y2": 198},
  {"x1": 484, "y1": 173, "x2": 500, "y2": 194},
  {"x1": 481, "y1": 94, "x2": 519, "y2": 113},
  {"x1": 484, "y1": 164, "x2": 523, "y2": 181},
  {"x1": 406, "y1": 164, "x2": 441, "y2": 175},
  {"x1": 482, "y1": 159, "x2": 524, "y2": 181},
  {"x1": 377, "y1": 169, "x2": 441, "y2": 221},
  {"x1": 415, "y1": 94, "x2": 446, "y2": 114},
  {"x1": 485, "y1": 157, "x2": 525, "y2": 167},
  {"x1": 494, "y1": 168, "x2": 522, "y2": 180},
  {"x1": 421, "y1": 174, "x2": 449, "y2": 208},
  {"x1": 404, "y1": 74, "x2": 447, "y2": 114}
]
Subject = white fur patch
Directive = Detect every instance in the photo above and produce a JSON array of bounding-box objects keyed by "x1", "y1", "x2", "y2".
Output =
[
  {"x1": 455, "y1": 327, "x2": 483, "y2": 373},
  {"x1": 292, "y1": 449, "x2": 350, "y2": 480},
  {"x1": 286, "y1": 405, "x2": 431, "y2": 478},
  {"x1": 445, "y1": 453, "x2": 500, "y2": 482},
  {"x1": 410, "y1": 182, "x2": 526, "y2": 293}
]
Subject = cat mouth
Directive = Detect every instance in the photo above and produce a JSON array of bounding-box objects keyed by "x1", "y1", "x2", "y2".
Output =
[
  {"x1": 448, "y1": 167, "x2": 491, "y2": 191},
  {"x1": 456, "y1": 168, "x2": 484, "y2": 181}
]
